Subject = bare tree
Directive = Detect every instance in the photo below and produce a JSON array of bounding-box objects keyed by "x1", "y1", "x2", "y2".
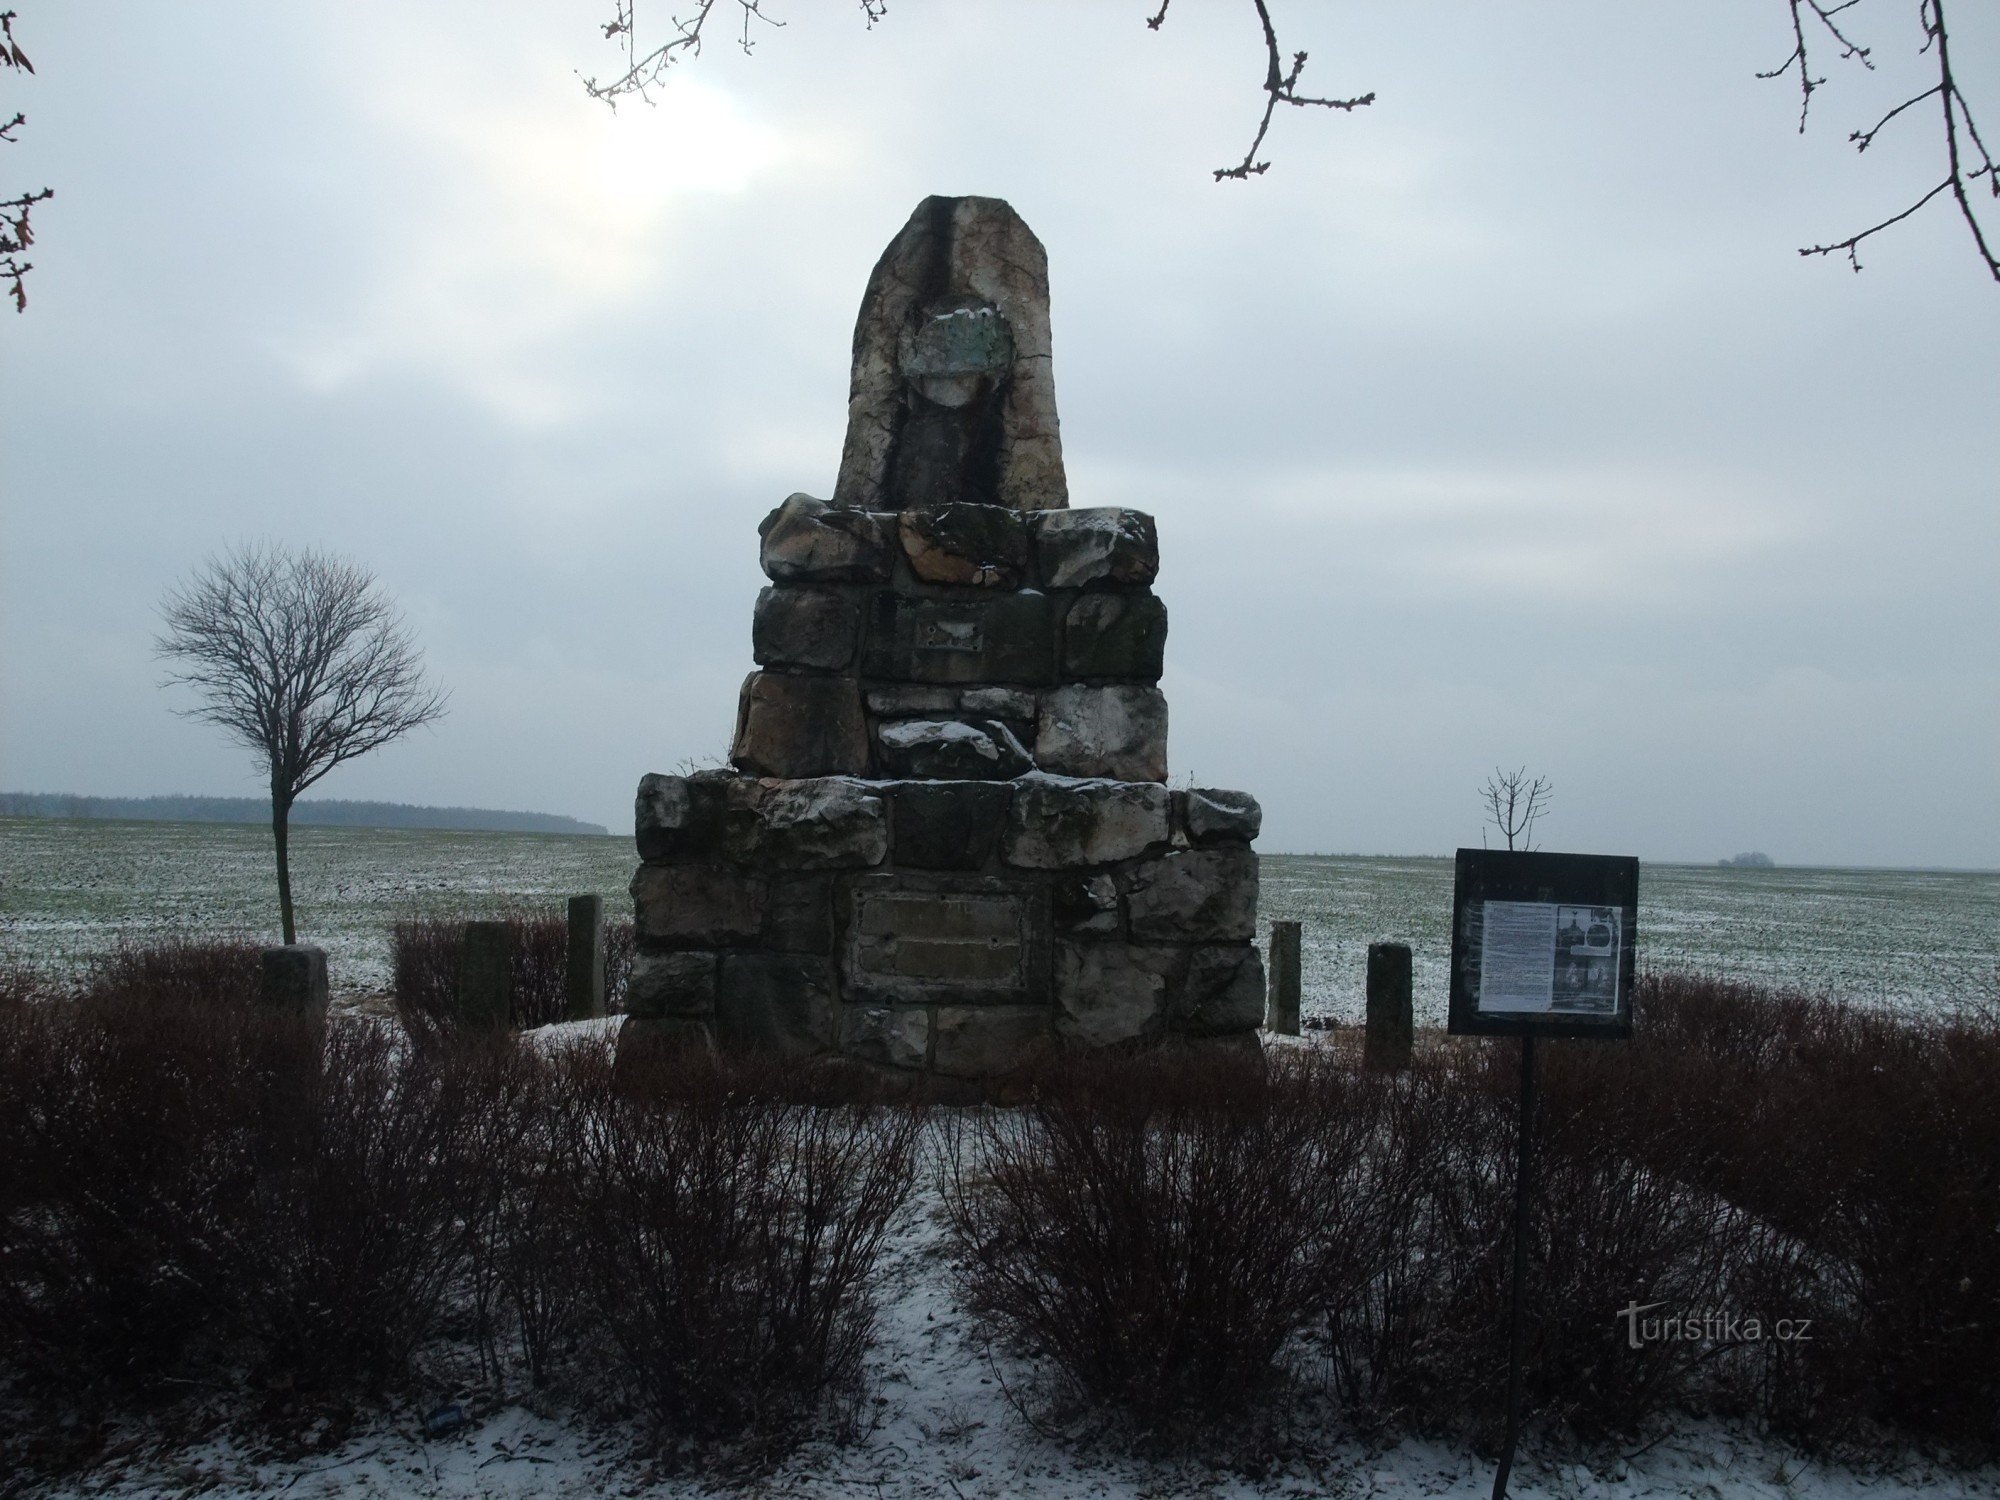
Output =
[
  {"x1": 582, "y1": 1, "x2": 1995, "y2": 283},
  {"x1": 156, "y1": 545, "x2": 448, "y2": 945},
  {"x1": 1, "y1": 9, "x2": 53, "y2": 312},
  {"x1": 1481, "y1": 767, "x2": 1553, "y2": 853}
]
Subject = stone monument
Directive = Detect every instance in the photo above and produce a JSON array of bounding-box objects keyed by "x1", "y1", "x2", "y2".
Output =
[{"x1": 624, "y1": 195, "x2": 1266, "y2": 1086}]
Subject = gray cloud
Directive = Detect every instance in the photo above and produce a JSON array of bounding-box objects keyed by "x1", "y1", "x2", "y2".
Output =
[{"x1": 2, "y1": 1, "x2": 1994, "y2": 868}]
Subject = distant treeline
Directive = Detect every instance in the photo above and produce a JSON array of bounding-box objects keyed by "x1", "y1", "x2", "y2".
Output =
[{"x1": 0, "y1": 793, "x2": 609, "y2": 837}]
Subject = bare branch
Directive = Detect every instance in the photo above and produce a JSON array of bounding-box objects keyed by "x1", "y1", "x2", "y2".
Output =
[
  {"x1": 1778, "y1": 0, "x2": 1998, "y2": 282},
  {"x1": 1758, "y1": 0, "x2": 1872, "y2": 133},
  {"x1": 1, "y1": 10, "x2": 50, "y2": 312},
  {"x1": 583, "y1": 0, "x2": 796, "y2": 107},
  {"x1": 1194, "y1": 0, "x2": 1375, "y2": 182}
]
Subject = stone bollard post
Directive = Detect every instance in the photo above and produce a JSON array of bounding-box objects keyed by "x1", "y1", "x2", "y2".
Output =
[
  {"x1": 259, "y1": 944, "x2": 328, "y2": 1014},
  {"x1": 564, "y1": 894, "x2": 606, "y2": 1021},
  {"x1": 457, "y1": 920, "x2": 514, "y2": 1030},
  {"x1": 1364, "y1": 941, "x2": 1413, "y2": 1073},
  {"x1": 1265, "y1": 920, "x2": 1302, "y2": 1036}
]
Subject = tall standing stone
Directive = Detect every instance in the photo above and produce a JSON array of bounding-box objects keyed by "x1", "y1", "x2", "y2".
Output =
[
  {"x1": 1365, "y1": 941, "x2": 1413, "y2": 1072},
  {"x1": 833, "y1": 195, "x2": 1067, "y2": 513},
  {"x1": 564, "y1": 894, "x2": 606, "y2": 1021},
  {"x1": 458, "y1": 920, "x2": 514, "y2": 1030},
  {"x1": 1266, "y1": 921, "x2": 1302, "y2": 1036}
]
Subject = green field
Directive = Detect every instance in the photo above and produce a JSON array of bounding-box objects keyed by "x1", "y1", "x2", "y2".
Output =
[{"x1": 3, "y1": 817, "x2": 1994, "y2": 1022}]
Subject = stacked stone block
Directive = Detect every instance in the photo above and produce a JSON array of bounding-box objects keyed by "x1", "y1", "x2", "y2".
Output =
[{"x1": 736, "y1": 495, "x2": 1169, "y2": 784}]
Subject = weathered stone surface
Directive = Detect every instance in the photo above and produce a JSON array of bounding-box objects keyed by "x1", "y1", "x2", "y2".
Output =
[
  {"x1": 843, "y1": 874, "x2": 1048, "y2": 1006},
  {"x1": 626, "y1": 948, "x2": 718, "y2": 1018},
  {"x1": 1035, "y1": 685, "x2": 1169, "y2": 782},
  {"x1": 752, "y1": 586, "x2": 859, "y2": 671},
  {"x1": 764, "y1": 874, "x2": 835, "y2": 954},
  {"x1": 1126, "y1": 849, "x2": 1260, "y2": 942},
  {"x1": 899, "y1": 505, "x2": 1029, "y2": 588},
  {"x1": 259, "y1": 945, "x2": 328, "y2": 1013},
  {"x1": 635, "y1": 770, "x2": 763, "y2": 863},
  {"x1": 863, "y1": 591, "x2": 1055, "y2": 685},
  {"x1": 636, "y1": 772, "x2": 884, "y2": 868},
  {"x1": 756, "y1": 778, "x2": 888, "y2": 868},
  {"x1": 959, "y1": 685, "x2": 1036, "y2": 720},
  {"x1": 715, "y1": 954, "x2": 835, "y2": 1057},
  {"x1": 759, "y1": 493, "x2": 896, "y2": 583},
  {"x1": 876, "y1": 718, "x2": 1032, "y2": 780},
  {"x1": 1031, "y1": 508, "x2": 1158, "y2": 588},
  {"x1": 630, "y1": 864, "x2": 768, "y2": 945},
  {"x1": 833, "y1": 196, "x2": 1067, "y2": 513},
  {"x1": 867, "y1": 684, "x2": 958, "y2": 716},
  {"x1": 933, "y1": 1006, "x2": 1051, "y2": 1078},
  {"x1": 731, "y1": 672, "x2": 870, "y2": 778},
  {"x1": 1052, "y1": 872, "x2": 1120, "y2": 934},
  {"x1": 1062, "y1": 593, "x2": 1167, "y2": 680},
  {"x1": 1173, "y1": 946, "x2": 1266, "y2": 1036},
  {"x1": 1003, "y1": 775, "x2": 1172, "y2": 869},
  {"x1": 458, "y1": 921, "x2": 513, "y2": 1029},
  {"x1": 839, "y1": 1006, "x2": 931, "y2": 1070},
  {"x1": 1183, "y1": 788, "x2": 1263, "y2": 845},
  {"x1": 891, "y1": 780, "x2": 1011, "y2": 870},
  {"x1": 1054, "y1": 942, "x2": 1170, "y2": 1048},
  {"x1": 564, "y1": 894, "x2": 606, "y2": 1021}
]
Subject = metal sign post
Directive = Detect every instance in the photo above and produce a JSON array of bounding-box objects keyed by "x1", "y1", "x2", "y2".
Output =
[{"x1": 1447, "y1": 848, "x2": 1638, "y2": 1500}]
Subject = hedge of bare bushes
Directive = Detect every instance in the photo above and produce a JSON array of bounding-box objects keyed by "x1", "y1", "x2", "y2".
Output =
[
  {"x1": 0, "y1": 943, "x2": 917, "y2": 1467},
  {"x1": 4, "y1": 943, "x2": 1997, "y2": 1470},
  {"x1": 941, "y1": 977, "x2": 2000, "y2": 1455},
  {"x1": 390, "y1": 909, "x2": 635, "y2": 1040}
]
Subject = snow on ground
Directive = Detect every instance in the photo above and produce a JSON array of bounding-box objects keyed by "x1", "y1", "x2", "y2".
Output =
[{"x1": 31, "y1": 1156, "x2": 2000, "y2": 1500}]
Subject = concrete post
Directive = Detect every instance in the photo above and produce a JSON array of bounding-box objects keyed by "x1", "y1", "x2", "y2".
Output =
[
  {"x1": 1265, "y1": 920, "x2": 1301, "y2": 1036},
  {"x1": 457, "y1": 920, "x2": 514, "y2": 1030},
  {"x1": 259, "y1": 944, "x2": 328, "y2": 1013},
  {"x1": 564, "y1": 894, "x2": 606, "y2": 1021},
  {"x1": 1365, "y1": 941, "x2": 1413, "y2": 1073}
]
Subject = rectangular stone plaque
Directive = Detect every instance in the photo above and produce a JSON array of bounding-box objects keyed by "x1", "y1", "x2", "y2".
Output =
[
  {"x1": 863, "y1": 592, "x2": 1055, "y2": 685},
  {"x1": 842, "y1": 874, "x2": 1050, "y2": 1006}
]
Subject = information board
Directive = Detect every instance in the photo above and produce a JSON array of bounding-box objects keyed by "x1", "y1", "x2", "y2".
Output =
[{"x1": 1447, "y1": 849, "x2": 1637, "y2": 1037}]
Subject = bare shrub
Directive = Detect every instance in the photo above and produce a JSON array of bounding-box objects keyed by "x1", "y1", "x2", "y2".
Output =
[
  {"x1": 0, "y1": 973, "x2": 315, "y2": 1388},
  {"x1": 78, "y1": 934, "x2": 263, "y2": 1010},
  {"x1": 465, "y1": 1041, "x2": 590, "y2": 1386},
  {"x1": 0, "y1": 958, "x2": 503, "y2": 1401},
  {"x1": 209, "y1": 1024, "x2": 506, "y2": 1396},
  {"x1": 942, "y1": 1047, "x2": 1378, "y2": 1440},
  {"x1": 561, "y1": 1042, "x2": 925, "y2": 1443},
  {"x1": 391, "y1": 908, "x2": 588, "y2": 1038}
]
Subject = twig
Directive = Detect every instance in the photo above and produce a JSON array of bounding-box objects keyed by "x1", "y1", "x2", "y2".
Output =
[{"x1": 1790, "y1": 0, "x2": 1999, "y2": 280}]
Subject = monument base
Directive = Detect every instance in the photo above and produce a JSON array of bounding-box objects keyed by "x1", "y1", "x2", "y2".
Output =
[{"x1": 624, "y1": 769, "x2": 1264, "y2": 1087}]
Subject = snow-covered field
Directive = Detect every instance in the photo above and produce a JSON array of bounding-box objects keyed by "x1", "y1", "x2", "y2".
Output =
[
  {"x1": 33, "y1": 1068, "x2": 2000, "y2": 1500},
  {"x1": 5, "y1": 818, "x2": 1996, "y2": 1021}
]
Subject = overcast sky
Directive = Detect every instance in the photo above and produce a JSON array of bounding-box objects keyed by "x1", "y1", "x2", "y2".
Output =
[{"x1": 3, "y1": 2, "x2": 1996, "y2": 867}]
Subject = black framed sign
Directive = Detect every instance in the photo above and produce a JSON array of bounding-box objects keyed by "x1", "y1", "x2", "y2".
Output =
[{"x1": 1447, "y1": 849, "x2": 1638, "y2": 1038}]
